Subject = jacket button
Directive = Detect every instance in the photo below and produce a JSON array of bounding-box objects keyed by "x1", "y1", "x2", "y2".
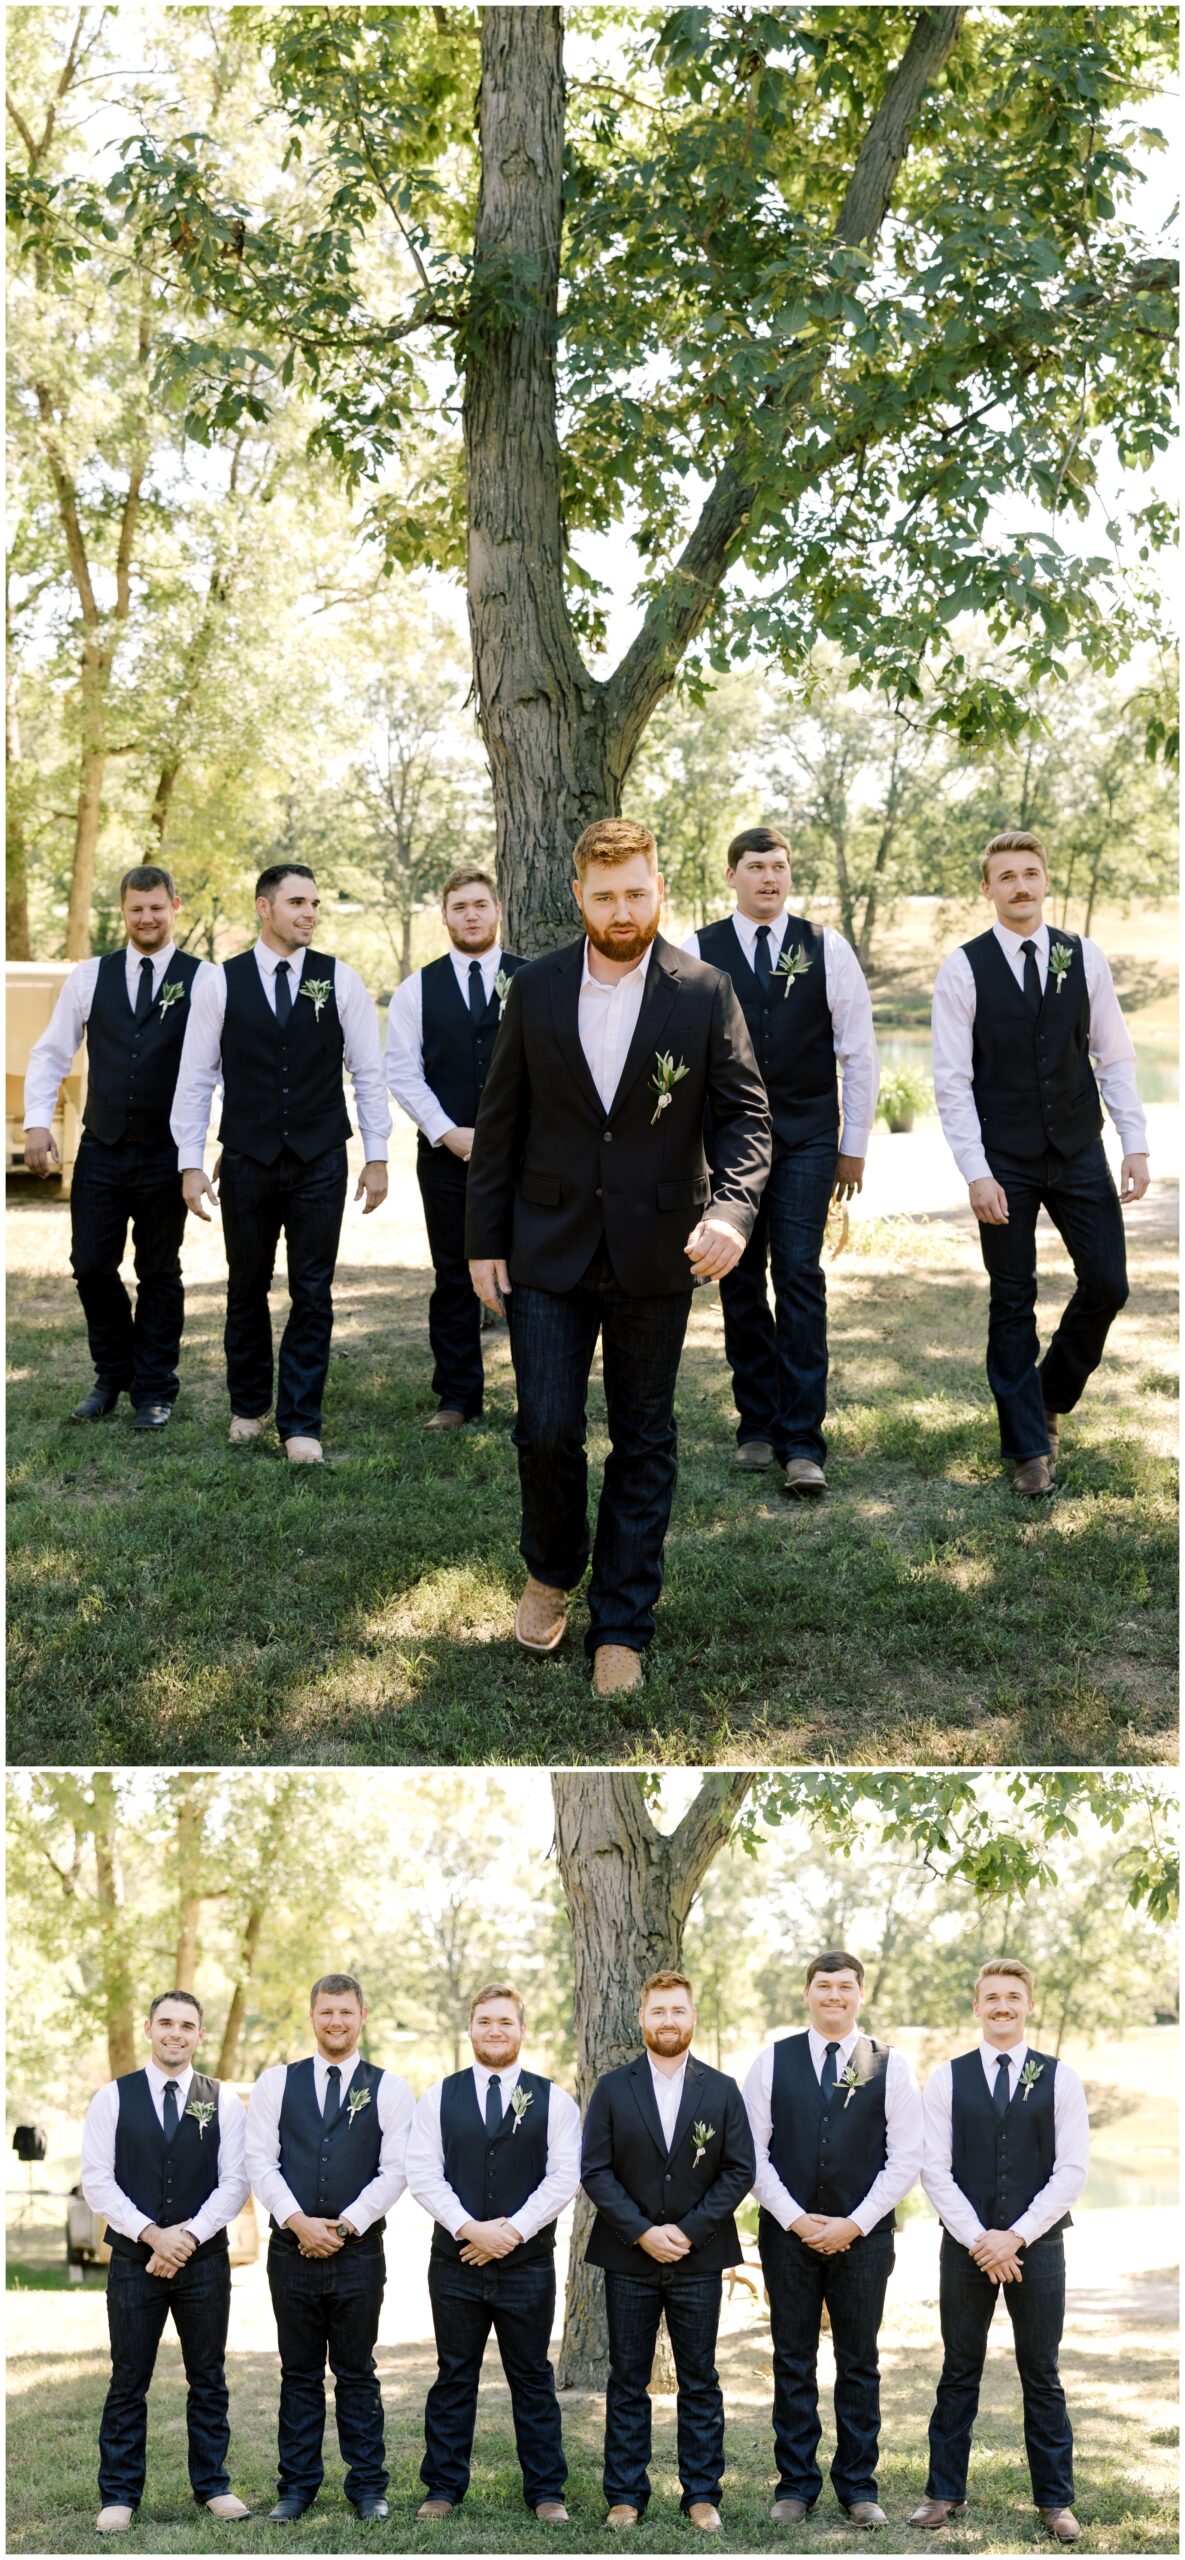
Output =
[
  {"x1": 595, "y1": 1187, "x2": 602, "y2": 1198},
  {"x1": 603, "y1": 1129, "x2": 613, "y2": 1142}
]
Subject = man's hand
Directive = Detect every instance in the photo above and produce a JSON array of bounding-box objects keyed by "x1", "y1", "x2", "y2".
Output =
[
  {"x1": 24, "y1": 1127, "x2": 60, "y2": 1177},
  {"x1": 457, "y1": 2216, "x2": 524, "y2": 2266},
  {"x1": 968, "y1": 1175, "x2": 1009, "y2": 1226},
  {"x1": 790, "y1": 2213, "x2": 828, "y2": 2242},
  {"x1": 684, "y1": 1215, "x2": 746, "y2": 1280},
  {"x1": 971, "y1": 2227, "x2": 1022, "y2": 2277},
  {"x1": 470, "y1": 1257, "x2": 511, "y2": 1313},
  {"x1": 140, "y1": 2222, "x2": 197, "y2": 2274},
  {"x1": 803, "y1": 2214, "x2": 861, "y2": 2256},
  {"x1": 285, "y1": 2212, "x2": 345, "y2": 2259},
  {"x1": 356, "y1": 1160, "x2": 388, "y2": 1215},
  {"x1": 1119, "y1": 1153, "x2": 1150, "y2": 1205},
  {"x1": 833, "y1": 1155, "x2": 864, "y2": 1203},
  {"x1": 441, "y1": 1127, "x2": 476, "y2": 1164},
  {"x1": 638, "y1": 2224, "x2": 692, "y2": 2263},
  {"x1": 182, "y1": 1168, "x2": 219, "y2": 1222}
]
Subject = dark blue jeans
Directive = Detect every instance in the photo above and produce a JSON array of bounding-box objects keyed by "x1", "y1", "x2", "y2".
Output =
[
  {"x1": 926, "y1": 2235, "x2": 1073, "y2": 2509},
  {"x1": 977, "y1": 1139, "x2": 1129, "y2": 1460},
  {"x1": 718, "y1": 1135, "x2": 838, "y2": 1465},
  {"x1": 602, "y1": 2268, "x2": 725, "y2": 2515},
  {"x1": 416, "y1": 1144, "x2": 485, "y2": 1418},
  {"x1": 70, "y1": 1131, "x2": 188, "y2": 1406},
  {"x1": 759, "y1": 2217, "x2": 894, "y2": 2508},
  {"x1": 510, "y1": 1251, "x2": 692, "y2": 1655},
  {"x1": 267, "y1": 2234, "x2": 387, "y2": 2504},
  {"x1": 218, "y1": 1143, "x2": 349, "y2": 1440},
  {"x1": 423, "y1": 2253, "x2": 566, "y2": 2509},
  {"x1": 98, "y1": 2245, "x2": 231, "y2": 2507}
]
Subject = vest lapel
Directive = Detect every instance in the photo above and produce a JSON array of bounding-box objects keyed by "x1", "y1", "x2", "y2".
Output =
[
  {"x1": 607, "y1": 941, "x2": 681, "y2": 1117},
  {"x1": 628, "y1": 2056, "x2": 669, "y2": 2156},
  {"x1": 549, "y1": 944, "x2": 608, "y2": 1123},
  {"x1": 726, "y1": 917, "x2": 761, "y2": 997}
]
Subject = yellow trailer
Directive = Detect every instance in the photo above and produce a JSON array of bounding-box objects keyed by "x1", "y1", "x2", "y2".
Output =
[{"x1": 6, "y1": 959, "x2": 87, "y2": 1198}]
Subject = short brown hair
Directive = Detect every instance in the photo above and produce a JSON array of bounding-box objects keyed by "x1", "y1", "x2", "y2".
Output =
[
  {"x1": 441, "y1": 867, "x2": 499, "y2": 907},
  {"x1": 468, "y1": 1980, "x2": 525, "y2": 2026},
  {"x1": 639, "y1": 1969, "x2": 694, "y2": 2004},
  {"x1": 147, "y1": 1989, "x2": 203, "y2": 2025},
  {"x1": 572, "y1": 817, "x2": 658, "y2": 877},
  {"x1": 980, "y1": 831, "x2": 1048, "y2": 885},
  {"x1": 310, "y1": 1972, "x2": 364, "y2": 2006},
  {"x1": 805, "y1": 1948, "x2": 865, "y2": 1989},
  {"x1": 120, "y1": 864, "x2": 177, "y2": 902},
  {"x1": 974, "y1": 1957, "x2": 1035, "y2": 1995},
  {"x1": 727, "y1": 826, "x2": 791, "y2": 867}
]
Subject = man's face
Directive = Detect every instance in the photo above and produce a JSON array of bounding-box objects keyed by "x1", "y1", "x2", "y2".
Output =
[
  {"x1": 729, "y1": 847, "x2": 792, "y2": 924},
  {"x1": 121, "y1": 888, "x2": 180, "y2": 953},
  {"x1": 804, "y1": 1967, "x2": 863, "y2": 2040},
  {"x1": 573, "y1": 853, "x2": 664, "y2": 963},
  {"x1": 468, "y1": 1996, "x2": 524, "y2": 2070},
  {"x1": 259, "y1": 876, "x2": 320, "y2": 948},
  {"x1": 973, "y1": 1971, "x2": 1034, "y2": 2047},
  {"x1": 310, "y1": 1989, "x2": 366, "y2": 2060},
  {"x1": 982, "y1": 851, "x2": 1048, "y2": 933},
  {"x1": 445, "y1": 885, "x2": 501, "y2": 955},
  {"x1": 145, "y1": 1999, "x2": 203, "y2": 2074},
  {"x1": 640, "y1": 1984, "x2": 696, "y2": 2059}
]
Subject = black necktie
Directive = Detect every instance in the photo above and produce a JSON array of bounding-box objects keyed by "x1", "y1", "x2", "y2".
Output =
[
  {"x1": 135, "y1": 956, "x2": 154, "y2": 1022},
  {"x1": 275, "y1": 960, "x2": 292, "y2": 1027},
  {"x1": 1020, "y1": 938, "x2": 1042, "y2": 1017},
  {"x1": 323, "y1": 2064, "x2": 340, "y2": 2126},
  {"x1": 753, "y1": 925, "x2": 773, "y2": 991},
  {"x1": 820, "y1": 2041, "x2": 840, "y2": 2099},
  {"x1": 163, "y1": 2079, "x2": 179, "y2": 2142},
  {"x1": 468, "y1": 960, "x2": 486, "y2": 1024},
  {"x1": 485, "y1": 2073, "x2": 502, "y2": 2137},
  {"x1": 993, "y1": 2053, "x2": 1012, "y2": 2118}
]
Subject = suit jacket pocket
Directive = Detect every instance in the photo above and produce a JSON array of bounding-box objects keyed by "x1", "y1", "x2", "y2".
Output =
[
  {"x1": 657, "y1": 1175, "x2": 709, "y2": 1212},
  {"x1": 520, "y1": 1170, "x2": 562, "y2": 1207}
]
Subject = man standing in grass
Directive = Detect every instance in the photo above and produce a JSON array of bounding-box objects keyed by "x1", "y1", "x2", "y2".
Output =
[
  {"x1": 79, "y1": 1988, "x2": 251, "y2": 2534},
  {"x1": 385, "y1": 868, "x2": 526, "y2": 1430},
  {"x1": 23, "y1": 865, "x2": 210, "y2": 1432},
  {"x1": 171, "y1": 863, "x2": 390, "y2": 1466},
  {"x1": 405, "y1": 1981, "x2": 581, "y2": 2525},
  {"x1": 932, "y1": 830, "x2": 1149, "y2": 1496},
  {"x1": 245, "y1": 1972, "x2": 414, "y2": 2524},
  {"x1": 581, "y1": 1969, "x2": 756, "y2": 2534},
  {"x1": 912, "y1": 1957, "x2": 1089, "y2": 2543},
  {"x1": 466, "y1": 816, "x2": 770, "y2": 1696},
  {"x1": 684, "y1": 827, "x2": 878, "y2": 1498},
  {"x1": 743, "y1": 1948, "x2": 922, "y2": 2531}
]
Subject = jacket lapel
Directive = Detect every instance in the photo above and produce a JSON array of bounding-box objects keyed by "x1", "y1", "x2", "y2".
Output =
[
  {"x1": 628, "y1": 2055, "x2": 670, "y2": 2157},
  {"x1": 549, "y1": 940, "x2": 608, "y2": 1123},
  {"x1": 607, "y1": 937, "x2": 682, "y2": 1118}
]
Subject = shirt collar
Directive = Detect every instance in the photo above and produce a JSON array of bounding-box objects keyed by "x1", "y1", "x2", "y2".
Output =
[
  {"x1": 472, "y1": 2056, "x2": 522, "y2": 2095},
  {"x1": 254, "y1": 938, "x2": 306, "y2": 978},
  {"x1": 450, "y1": 942, "x2": 502, "y2": 976},
  {"x1": 979, "y1": 2038, "x2": 1028, "y2": 2073},
  {"x1": 648, "y1": 2051, "x2": 689, "y2": 2087},
  {"x1": 127, "y1": 941, "x2": 176, "y2": 974},
  {"x1": 315, "y1": 2047, "x2": 359, "y2": 2078},
  {"x1": 808, "y1": 2024, "x2": 859, "y2": 2066},
  {"x1": 146, "y1": 2058, "x2": 194, "y2": 2100},
  {"x1": 580, "y1": 940, "x2": 654, "y2": 995},
  {"x1": 732, "y1": 905, "x2": 788, "y2": 955},
  {"x1": 992, "y1": 918, "x2": 1048, "y2": 961}
]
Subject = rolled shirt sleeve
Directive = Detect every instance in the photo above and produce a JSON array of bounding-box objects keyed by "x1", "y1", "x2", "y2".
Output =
[
  {"x1": 1082, "y1": 940, "x2": 1149, "y2": 1159},
  {"x1": 823, "y1": 929, "x2": 879, "y2": 1161},
  {"x1": 743, "y1": 2046, "x2": 806, "y2": 2231},
  {"x1": 1012, "y1": 2060, "x2": 1089, "y2": 2247},
  {"x1": 171, "y1": 965, "x2": 228, "y2": 1172},
  {"x1": 338, "y1": 2069, "x2": 413, "y2": 2235},
  {"x1": 245, "y1": 2062, "x2": 302, "y2": 2232},
  {"x1": 23, "y1": 959, "x2": 99, "y2": 1130},
  {"x1": 335, "y1": 960, "x2": 391, "y2": 1163},
  {"x1": 384, "y1": 972, "x2": 456, "y2": 1149}
]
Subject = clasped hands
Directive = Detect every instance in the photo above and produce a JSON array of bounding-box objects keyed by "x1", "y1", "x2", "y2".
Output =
[
  {"x1": 791, "y1": 2212, "x2": 862, "y2": 2256},
  {"x1": 970, "y1": 2226, "x2": 1024, "y2": 2284},
  {"x1": 285, "y1": 2211, "x2": 358, "y2": 2260},
  {"x1": 456, "y1": 2215, "x2": 524, "y2": 2266},
  {"x1": 638, "y1": 2223, "x2": 692, "y2": 2263},
  {"x1": 141, "y1": 2221, "x2": 197, "y2": 2279},
  {"x1": 182, "y1": 1158, "x2": 388, "y2": 1222}
]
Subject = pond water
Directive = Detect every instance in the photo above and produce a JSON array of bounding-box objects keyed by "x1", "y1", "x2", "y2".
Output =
[
  {"x1": 1083, "y1": 2159, "x2": 1179, "y2": 2213},
  {"x1": 879, "y1": 1032, "x2": 1179, "y2": 1107}
]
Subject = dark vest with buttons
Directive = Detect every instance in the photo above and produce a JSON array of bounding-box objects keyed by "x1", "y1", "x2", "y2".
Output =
[
  {"x1": 218, "y1": 949, "x2": 351, "y2": 1165},
  {"x1": 271, "y1": 2056, "x2": 386, "y2": 2242},
  {"x1": 110, "y1": 2068, "x2": 227, "y2": 2265},
  {"x1": 417, "y1": 950, "x2": 527, "y2": 1157},
  {"x1": 949, "y1": 2046, "x2": 1069, "y2": 2247},
  {"x1": 83, "y1": 947, "x2": 203, "y2": 1149},
  {"x1": 764, "y1": 2031, "x2": 895, "y2": 2232},
  {"x1": 697, "y1": 914, "x2": 838, "y2": 1154},
  {"x1": 963, "y1": 928, "x2": 1102, "y2": 1163},
  {"x1": 431, "y1": 2067, "x2": 554, "y2": 2264}
]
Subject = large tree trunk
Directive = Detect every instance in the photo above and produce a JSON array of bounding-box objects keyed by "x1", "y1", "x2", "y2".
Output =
[
  {"x1": 171, "y1": 1775, "x2": 212, "y2": 1992},
  {"x1": 217, "y1": 1901, "x2": 267, "y2": 2081},
  {"x1": 90, "y1": 1773, "x2": 138, "y2": 2078},
  {"x1": 551, "y1": 1774, "x2": 753, "y2": 2387}
]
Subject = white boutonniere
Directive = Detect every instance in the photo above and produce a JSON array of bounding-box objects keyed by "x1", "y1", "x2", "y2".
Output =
[
  {"x1": 774, "y1": 942, "x2": 813, "y2": 999},
  {"x1": 158, "y1": 979, "x2": 187, "y2": 1015},
  {"x1": 836, "y1": 2062, "x2": 871, "y2": 2109},
  {"x1": 650, "y1": 1051, "x2": 690, "y2": 1125},
  {"x1": 509, "y1": 2084, "x2": 534, "y2": 2134},
  {"x1": 184, "y1": 2098, "x2": 216, "y2": 2139},
  {"x1": 1018, "y1": 2059, "x2": 1044, "y2": 2101},
  {"x1": 346, "y1": 2085, "x2": 372, "y2": 2126},
  {"x1": 494, "y1": 968, "x2": 511, "y2": 1008},
  {"x1": 1048, "y1": 944, "x2": 1072, "y2": 997},
  {"x1": 691, "y1": 2119, "x2": 715, "y2": 2168},
  {"x1": 300, "y1": 976, "x2": 334, "y2": 1021}
]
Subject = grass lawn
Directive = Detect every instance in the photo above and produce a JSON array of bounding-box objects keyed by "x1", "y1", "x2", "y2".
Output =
[{"x1": 5, "y1": 1144, "x2": 1177, "y2": 1767}]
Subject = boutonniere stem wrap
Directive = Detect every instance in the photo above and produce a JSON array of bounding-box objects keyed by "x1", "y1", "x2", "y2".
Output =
[
  {"x1": 691, "y1": 2119, "x2": 715, "y2": 2168},
  {"x1": 1018, "y1": 2059, "x2": 1044, "y2": 2101},
  {"x1": 774, "y1": 943, "x2": 813, "y2": 998},
  {"x1": 509, "y1": 2084, "x2": 534, "y2": 2134},
  {"x1": 1048, "y1": 945, "x2": 1072, "y2": 997},
  {"x1": 158, "y1": 979, "x2": 186, "y2": 1015},
  {"x1": 300, "y1": 976, "x2": 334, "y2": 1021},
  {"x1": 185, "y1": 2098, "x2": 216, "y2": 2139},
  {"x1": 650, "y1": 1051, "x2": 690, "y2": 1125},
  {"x1": 346, "y1": 2085, "x2": 372, "y2": 2127}
]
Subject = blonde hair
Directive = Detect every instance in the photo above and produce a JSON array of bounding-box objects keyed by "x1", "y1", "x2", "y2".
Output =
[
  {"x1": 441, "y1": 867, "x2": 498, "y2": 907},
  {"x1": 980, "y1": 831, "x2": 1048, "y2": 885},
  {"x1": 974, "y1": 1957, "x2": 1035, "y2": 1996},
  {"x1": 467, "y1": 1980, "x2": 525, "y2": 2026},
  {"x1": 572, "y1": 817, "x2": 658, "y2": 878}
]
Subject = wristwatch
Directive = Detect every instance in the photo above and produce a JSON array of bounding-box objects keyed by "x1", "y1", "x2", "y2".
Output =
[{"x1": 335, "y1": 2222, "x2": 352, "y2": 2241}]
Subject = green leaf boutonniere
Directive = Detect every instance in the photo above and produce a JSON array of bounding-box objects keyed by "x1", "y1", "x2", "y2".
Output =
[
  {"x1": 691, "y1": 2119, "x2": 715, "y2": 2168},
  {"x1": 494, "y1": 968, "x2": 511, "y2": 1008},
  {"x1": 300, "y1": 976, "x2": 334, "y2": 1021},
  {"x1": 836, "y1": 2062, "x2": 871, "y2": 2109},
  {"x1": 509, "y1": 2084, "x2": 534, "y2": 2134},
  {"x1": 650, "y1": 1051, "x2": 690, "y2": 1125},
  {"x1": 346, "y1": 2085, "x2": 373, "y2": 2127},
  {"x1": 185, "y1": 2098, "x2": 216, "y2": 2139},
  {"x1": 774, "y1": 943, "x2": 813, "y2": 999},
  {"x1": 158, "y1": 979, "x2": 187, "y2": 1015},
  {"x1": 1018, "y1": 2059, "x2": 1044, "y2": 2101},
  {"x1": 1048, "y1": 944, "x2": 1073, "y2": 997}
]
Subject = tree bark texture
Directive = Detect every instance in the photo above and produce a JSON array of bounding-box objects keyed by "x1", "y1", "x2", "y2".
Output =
[
  {"x1": 6, "y1": 592, "x2": 31, "y2": 958},
  {"x1": 551, "y1": 1774, "x2": 753, "y2": 2388},
  {"x1": 171, "y1": 1775, "x2": 213, "y2": 1992},
  {"x1": 90, "y1": 1773, "x2": 138, "y2": 2078}
]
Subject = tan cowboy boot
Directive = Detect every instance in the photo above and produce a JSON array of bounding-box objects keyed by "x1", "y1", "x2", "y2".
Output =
[
  {"x1": 687, "y1": 2505, "x2": 722, "y2": 2533},
  {"x1": 228, "y1": 1413, "x2": 267, "y2": 1445},
  {"x1": 1012, "y1": 1455, "x2": 1053, "y2": 1496},
  {"x1": 284, "y1": 1436, "x2": 323, "y2": 1465},
  {"x1": 605, "y1": 2508, "x2": 640, "y2": 2530},
  {"x1": 416, "y1": 2499, "x2": 454, "y2": 2520},
  {"x1": 514, "y1": 1575, "x2": 570, "y2": 1653},
  {"x1": 592, "y1": 1644, "x2": 644, "y2": 1696},
  {"x1": 1038, "y1": 2512, "x2": 1081, "y2": 2544},
  {"x1": 204, "y1": 2496, "x2": 251, "y2": 2521},
  {"x1": 908, "y1": 2500, "x2": 966, "y2": 2529},
  {"x1": 96, "y1": 2511, "x2": 136, "y2": 2535}
]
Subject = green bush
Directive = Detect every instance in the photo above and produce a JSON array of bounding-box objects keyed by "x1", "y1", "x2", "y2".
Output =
[{"x1": 877, "y1": 1067, "x2": 932, "y2": 1131}]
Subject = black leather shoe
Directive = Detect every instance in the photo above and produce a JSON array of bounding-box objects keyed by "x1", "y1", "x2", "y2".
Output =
[
  {"x1": 269, "y1": 2494, "x2": 316, "y2": 2523},
  {"x1": 350, "y1": 2498, "x2": 389, "y2": 2521},
  {"x1": 70, "y1": 1385, "x2": 122, "y2": 1422},
  {"x1": 131, "y1": 1401, "x2": 172, "y2": 1431}
]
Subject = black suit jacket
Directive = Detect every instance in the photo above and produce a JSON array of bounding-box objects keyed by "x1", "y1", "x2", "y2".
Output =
[
  {"x1": 464, "y1": 934, "x2": 771, "y2": 1296},
  {"x1": 581, "y1": 2052, "x2": 755, "y2": 2276}
]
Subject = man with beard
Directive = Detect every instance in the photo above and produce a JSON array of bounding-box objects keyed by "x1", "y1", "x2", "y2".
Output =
[
  {"x1": 385, "y1": 869, "x2": 526, "y2": 1429},
  {"x1": 24, "y1": 865, "x2": 211, "y2": 1430},
  {"x1": 465, "y1": 817, "x2": 770, "y2": 1696},
  {"x1": 405, "y1": 1981, "x2": 581, "y2": 2524},
  {"x1": 581, "y1": 1970, "x2": 756, "y2": 2533}
]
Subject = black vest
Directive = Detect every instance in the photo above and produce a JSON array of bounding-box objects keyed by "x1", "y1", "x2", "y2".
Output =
[
  {"x1": 765, "y1": 2031, "x2": 894, "y2": 2231},
  {"x1": 272, "y1": 2056, "x2": 387, "y2": 2238},
  {"x1": 697, "y1": 914, "x2": 838, "y2": 1153},
  {"x1": 963, "y1": 927, "x2": 1103, "y2": 1163},
  {"x1": 431, "y1": 2066, "x2": 554, "y2": 2264},
  {"x1": 83, "y1": 947, "x2": 203, "y2": 1148},
  {"x1": 218, "y1": 949, "x2": 352, "y2": 1165},
  {"x1": 418, "y1": 950, "x2": 527, "y2": 1150},
  {"x1": 110, "y1": 2068, "x2": 227, "y2": 2264},
  {"x1": 949, "y1": 2046, "x2": 1069, "y2": 2246}
]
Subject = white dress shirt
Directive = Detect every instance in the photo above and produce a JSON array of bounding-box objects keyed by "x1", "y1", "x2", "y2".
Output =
[
  {"x1": 245, "y1": 2051, "x2": 413, "y2": 2237},
  {"x1": 405, "y1": 2061, "x2": 582, "y2": 2241},
  {"x1": 170, "y1": 941, "x2": 391, "y2": 1170},
  {"x1": 931, "y1": 918, "x2": 1148, "y2": 1185},
  {"x1": 743, "y1": 2030, "x2": 923, "y2": 2235},
  {"x1": 921, "y1": 2039, "x2": 1090, "y2": 2250},
  {"x1": 578, "y1": 941, "x2": 654, "y2": 1115},
  {"x1": 80, "y1": 2061, "x2": 250, "y2": 2246},
  {"x1": 385, "y1": 943, "x2": 506, "y2": 1147},
  {"x1": 682, "y1": 910, "x2": 879, "y2": 1157},
  {"x1": 23, "y1": 943, "x2": 216, "y2": 1130},
  {"x1": 648, "y1": 2054, "x2": 690, "y2": 2151}
]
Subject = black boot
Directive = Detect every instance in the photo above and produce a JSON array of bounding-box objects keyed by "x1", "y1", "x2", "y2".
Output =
[{"x1": 70, "y1": 1384, "x2": 122, "y2": 1423}]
